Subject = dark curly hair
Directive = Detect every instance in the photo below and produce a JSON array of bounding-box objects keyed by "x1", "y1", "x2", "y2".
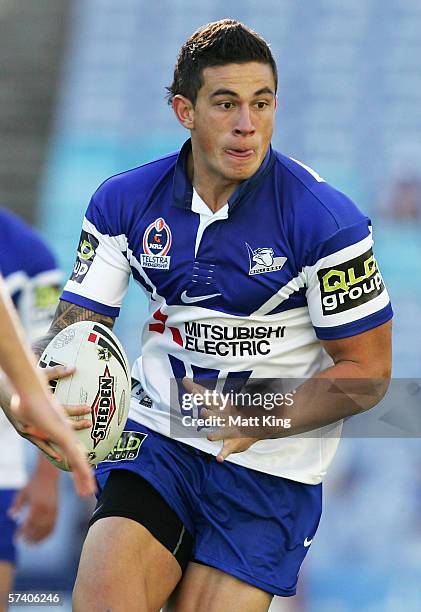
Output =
[{"x1": 166, "y1": 19, "x2": 278, "y2": 106}]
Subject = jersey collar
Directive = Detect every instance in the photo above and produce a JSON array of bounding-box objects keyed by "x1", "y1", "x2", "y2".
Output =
[{"x1": 172, "y1": 139, "x2": 275, "y2": 211}]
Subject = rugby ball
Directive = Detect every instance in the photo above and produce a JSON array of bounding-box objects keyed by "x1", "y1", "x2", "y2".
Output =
[{"x1": 38, "y1": 321, "x2": 131, "y2": 470}]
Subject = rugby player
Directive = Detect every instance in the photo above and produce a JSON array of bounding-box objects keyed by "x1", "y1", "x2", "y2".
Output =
[
  {"x1": 0, "y1": 211, "x2": 95, "y2": 609},
  {"x1": 33, "y1": 20, "x2": 391, "y2": 611}
]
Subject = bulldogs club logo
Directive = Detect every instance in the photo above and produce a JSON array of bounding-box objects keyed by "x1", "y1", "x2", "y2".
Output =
[
  {"x1": 141, "y1": 217, "x2": 172, "y2": 270},
  {"x1": 246, "y1": 244, "x2": 287, "y2": 276}
]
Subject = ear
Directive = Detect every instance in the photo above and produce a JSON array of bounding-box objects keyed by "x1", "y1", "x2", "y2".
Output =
[{"x1": 172, "y1": 95, "x2": 195, "y2": 130}]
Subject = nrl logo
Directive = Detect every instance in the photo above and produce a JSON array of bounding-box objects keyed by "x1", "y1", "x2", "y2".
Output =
[
  {"x1": 141, "y1": 217, "x2": 172, "y2": 270},
  {"x1": 246, "y1": 244, "x2": 287, "y2": 276},
  {"x1": 97, "y1": 346, "x2": 111, "y2": 361}
]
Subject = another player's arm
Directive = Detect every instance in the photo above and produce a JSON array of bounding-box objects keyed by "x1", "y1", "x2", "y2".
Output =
[
  {"x1": 1, "y1": 300, "x2": 114, "y2": 422},
  {"x1": 0, "y1": 280, "x2": 95, "y2": 495},
  {"x1": 31, "y1": 299, "x2": 116, "y2": 359}
]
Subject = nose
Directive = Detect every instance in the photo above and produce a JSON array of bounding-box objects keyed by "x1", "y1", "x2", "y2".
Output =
[{"x1": 233, "y1": 104, "x2": 255, "y2": 136}]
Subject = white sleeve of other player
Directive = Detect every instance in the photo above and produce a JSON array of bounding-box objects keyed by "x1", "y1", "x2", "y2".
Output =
[
  {"x1": 4, "y1": 268, "x2": 62, "y2": 343},
  {"x1": 19, "y1": 269, "x2": 62, "y2": 343}
]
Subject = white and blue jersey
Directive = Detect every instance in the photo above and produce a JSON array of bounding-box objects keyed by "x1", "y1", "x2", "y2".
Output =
[
  {"x1": 62, "y1": 140, "x2": 392, "y2": 484},
  {"x1": 0, "y1": 208, "x2": 62, "y2": 489}
]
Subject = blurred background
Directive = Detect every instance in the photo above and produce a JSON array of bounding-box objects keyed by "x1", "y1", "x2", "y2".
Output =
[{"x1": 1, "y1": 0, "x2": 421, "y2": 610}]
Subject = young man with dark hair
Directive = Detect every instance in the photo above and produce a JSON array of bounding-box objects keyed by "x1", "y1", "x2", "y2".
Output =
[
  {"x1": 166, "y1": 19, "x2": 278, "y2": 106},
  {"x1": 34, "y1": 19, "x2": 391, "y2": 611}
]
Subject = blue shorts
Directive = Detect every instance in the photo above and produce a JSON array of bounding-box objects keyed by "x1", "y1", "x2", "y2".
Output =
[
  {"x1": 0, "y1": 490, "x2": 18, "y2": 564},
  {"x1": 95, "y1": 419, "x2": 322, "y2": 596}
]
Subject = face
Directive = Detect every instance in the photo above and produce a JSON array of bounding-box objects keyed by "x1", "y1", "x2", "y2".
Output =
[{"x1": 174, "y1": 62, "x2": 277, "y2": 186}]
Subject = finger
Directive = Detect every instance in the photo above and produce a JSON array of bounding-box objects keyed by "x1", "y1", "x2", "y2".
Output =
[
  {"x1": 43, "y1": 365, "x2": 75, "y2": 382},
  {"x1": 70, "y1": 464, "x2": 96, "y2": 497},
  {"x1": 216, "y1": 439, "x2": 240, "y2": 463},
  {"x1": 59, "y1": 439, "x2": 96, "y2": 496},
  {"x1": 9, "y1": 489, "x2": 25, "y2": 518},
  {"x1": 25, "y1": 435, "x2": 63, "y2": 462},
  {"x1": 216, "y1": 441, "x2": 230, "y2": 462},
  {"x1": 21, "y1": 520, "x2": 50, "y2": 543},
  {"x1": 71, "y1": 419, "x2": 92, "y2": 431},
  {"x1": 16, "y1": 515, "x2": 33, "y2": 542},
  {"x1": 207, "y1": 431, "x2": 222, "y2": 442},
  {"x1": 36, "y1": 441, "x2": 63, "y2": 462},
  {"x1": 182, "y1": 377, "x2": 207, "y2": 396},
  {"x1": 16, "y1": 520, "x2": 29, "y2": 541},
  {"x1": 16, "y1": 510, "x2": 50, "y2": 543},
  {"x1": 201, "y1": 404, "x2": 218, "y2": 417},
  {"x1": 183, "y1": 378, "x2": 223, "y2": 412},
  {"x1": 201, "y1": 403, "x2": 222, "y2": 416},
  {"x1": 21, "y1": 424, "x2": 49, "y2": 441},
  {"x1": 64, "y1": 405, "x2": 91, "y2": 417}
]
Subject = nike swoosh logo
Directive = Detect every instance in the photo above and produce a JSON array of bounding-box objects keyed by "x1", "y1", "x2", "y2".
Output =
[
  {"x1": 181, "y1": 291, "x2": 221, "y2": 304},
  {"x1": 304, "y1": 537, "x2": 313, "y2": 547}
]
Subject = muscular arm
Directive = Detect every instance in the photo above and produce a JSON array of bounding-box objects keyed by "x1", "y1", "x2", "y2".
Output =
[
  {"x1": 266, "y1": 319, "x2": 392, "y2": 436},
  {"x1": 32, "y1": 299, "x2": 115, "y2": 359},
  {"x1": 254, "y1": 321, "x2": 392, "y2": 436},
  {"x1": 193, "y1": 321, "x2": 392, "y2": 460}
]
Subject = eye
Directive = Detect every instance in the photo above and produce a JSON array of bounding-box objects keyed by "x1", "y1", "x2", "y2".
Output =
[
  {"x1": 218, "y1": 102, "x2": 234, "y2": 110},
  {"x1": 256, "y1": 101, "x2": 269, "y2": 109}
]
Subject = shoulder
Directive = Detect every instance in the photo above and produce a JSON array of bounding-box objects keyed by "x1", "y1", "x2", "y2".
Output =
[
  {"x1": 272, "y1": 152, "x2": 371, "y2": 264},
  {"x1": 0, "y1": 208, "x2": 57, "y2": 278},
  {"x1": 95, "y1": 150, "x2": 178, "y2": 198},
  {"x1": 273, "y1": 151, "x2": 367, "y2": 230},
  {"x1": 85, "y1": 151, "x2": 179, "y2": 234}
]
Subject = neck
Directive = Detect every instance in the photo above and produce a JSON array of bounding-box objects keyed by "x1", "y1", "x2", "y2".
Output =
[{"x1": 187, "y1": 150, "x2": 238, "y2": 213}]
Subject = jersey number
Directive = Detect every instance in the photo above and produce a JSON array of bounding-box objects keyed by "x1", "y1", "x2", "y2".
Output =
[{"x1": 168, "y1": 354, "x2": 252, "y2": 417}]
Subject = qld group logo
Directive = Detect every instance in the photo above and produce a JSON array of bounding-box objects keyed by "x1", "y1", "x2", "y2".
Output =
[
  {"x1": 317, "y1": 247, "x2": 385, "y2": 315},
  {"x1": 141, "y1": 217, "x2": 172, "y2": 270},
  {"x1": 246, "y1": 244, "x2": 287, "y2": 275}
]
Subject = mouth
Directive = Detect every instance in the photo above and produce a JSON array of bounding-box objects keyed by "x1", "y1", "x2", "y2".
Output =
[{"x1": 225, "y1": 148, "x2": 255, "y2": 160}]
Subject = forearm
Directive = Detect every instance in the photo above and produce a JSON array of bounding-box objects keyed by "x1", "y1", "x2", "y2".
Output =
[
  {"x1": 1, "y1": 297, "x2": 114, "y2": 426},
  {"x1": 31, "y1": 299, "x2": 115, "y2": 359},
  {"x1": 254, "y1": 360, "x2": 390, "y2": 438},
  {"x1": 34, "y1": 451, "x2": 60, "y2": 481},
  {"x1": 1, "y1": 372, "x2": 60, "y2": 476},
  {"x1": 0, "y1": 371, "x2": 19, "y2": 427},
  {"x1": 0, "y1": 278, "x2": 49, "y2": 402}
]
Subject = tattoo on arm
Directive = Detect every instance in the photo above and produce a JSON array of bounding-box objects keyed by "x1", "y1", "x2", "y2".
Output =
[{"x1": 32, "y1": 300, "x2": 115, "y2": 358}]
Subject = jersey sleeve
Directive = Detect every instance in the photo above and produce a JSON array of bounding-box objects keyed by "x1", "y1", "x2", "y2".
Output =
[
  {"x1": 305, "y1": 218, "x2": 393, "y2": 340},
  {"x1": 62, "y1": 187, "x2": 131, "y2": 317},
  {"x1": 19, "y1": 267, "x2": 62, "y2": 343},
  {"x1": 0, "y1": 211, "x2": 63, "y2": 342}
]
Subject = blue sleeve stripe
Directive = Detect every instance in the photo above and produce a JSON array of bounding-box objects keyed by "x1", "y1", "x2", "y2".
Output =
[
  {"x1": 314, "y1": 303, "x2": 393, "y2": 340},
  {"x1": 61, "y1": 291, "x2": 120, "y2": 317},
  {"x1": 305, "y1": 220, "x2": 370, "y2": 267}
]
